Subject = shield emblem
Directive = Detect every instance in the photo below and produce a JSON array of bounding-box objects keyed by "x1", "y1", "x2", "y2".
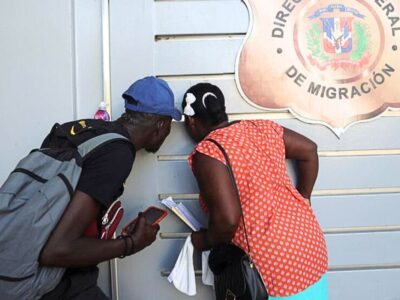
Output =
[
  {"x1": 236, "y1": 0, "x2": 400, "y2": 135},
  {"x1": 322, "y1": 17, "x2": 353, "y2": 54}
]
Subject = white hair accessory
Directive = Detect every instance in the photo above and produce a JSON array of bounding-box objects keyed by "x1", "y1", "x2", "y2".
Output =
[
  {"x1": 202, "y1": 92, "x2": 217, "y2": 108},
  {"x1": 183, "y1": 93, "x2": 196, "y2": 116}
]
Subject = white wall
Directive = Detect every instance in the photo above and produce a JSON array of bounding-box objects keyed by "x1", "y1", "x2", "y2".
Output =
[
  {"x1": 0, "y1": 0, "x2": 104, "y2": 184},
  {"x1": 0, "y1": 0, "x2": 74, "y2": 182},
  {"x1": 0, "y1": 0, "x2": 110, "y2": 296}
]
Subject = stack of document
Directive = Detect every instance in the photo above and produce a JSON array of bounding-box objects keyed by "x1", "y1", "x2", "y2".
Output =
[{"x1": 161, "y1": 197, "x2": 201, "y2": 231}]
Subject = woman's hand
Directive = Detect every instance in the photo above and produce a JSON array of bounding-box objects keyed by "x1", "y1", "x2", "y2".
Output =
[{"x1": 191, "y1": 228, "x2": 210, "y2": 251}]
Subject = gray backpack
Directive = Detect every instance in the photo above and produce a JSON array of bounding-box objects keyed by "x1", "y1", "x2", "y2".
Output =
[{"x1": 0, "y1": 132, "x2": 129, "y2": 300}]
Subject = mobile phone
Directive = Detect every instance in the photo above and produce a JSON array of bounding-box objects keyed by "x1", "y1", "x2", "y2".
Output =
[
  {"x1": 143, "y1": 206, "x2": 168, "y2": 225},
  {"x1": 121, "y1": 206, "x2": 168, "y2": 235}
]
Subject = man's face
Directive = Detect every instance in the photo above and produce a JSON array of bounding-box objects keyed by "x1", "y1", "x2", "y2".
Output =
[{"x1": 145, "y1": 117, "x2": 172, "y2": 153}]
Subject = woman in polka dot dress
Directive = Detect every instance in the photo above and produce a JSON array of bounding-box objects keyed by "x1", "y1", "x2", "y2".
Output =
[{"x1": 183, "y1": 83, "x2": 328, "y2": 299}]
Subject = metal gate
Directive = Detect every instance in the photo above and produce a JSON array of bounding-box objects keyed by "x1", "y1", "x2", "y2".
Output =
[{"x1": 107, "y1": 1, "x2": 400, "y2": 299}]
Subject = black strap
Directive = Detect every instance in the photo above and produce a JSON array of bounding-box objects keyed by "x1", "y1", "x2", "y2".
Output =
[{"x1": 206, "y1": 138, "x2": 252, "y2": 257}]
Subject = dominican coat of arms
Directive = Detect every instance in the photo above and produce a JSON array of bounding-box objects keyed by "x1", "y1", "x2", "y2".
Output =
[{"x1": 237, "y1": 0, "x2": 400, "y2": 135}]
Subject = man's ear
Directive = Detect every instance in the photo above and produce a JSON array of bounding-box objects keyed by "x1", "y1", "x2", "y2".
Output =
[
  {"x1": 153, "y1": 118, "x2": 170, "y2": 137},
  {"x1": 157, "y1": 119, "x2": 165, "y2": 130}
]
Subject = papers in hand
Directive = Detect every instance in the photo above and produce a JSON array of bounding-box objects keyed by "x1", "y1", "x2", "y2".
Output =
[{"x1": 161, "y1": 197, "x2": 201, "y2": 231}]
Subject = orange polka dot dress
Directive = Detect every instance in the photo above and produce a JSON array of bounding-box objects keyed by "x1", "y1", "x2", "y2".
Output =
[{"x1": 188, "y1": 120, "x2": 328, "y2": 297}]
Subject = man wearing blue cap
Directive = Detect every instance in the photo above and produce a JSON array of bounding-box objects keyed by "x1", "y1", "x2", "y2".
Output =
[{"x1": 38, "y1": 77, "x2": 181, "y2": 299}]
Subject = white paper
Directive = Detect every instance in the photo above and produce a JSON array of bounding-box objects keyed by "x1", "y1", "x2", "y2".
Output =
[
  {"x1": 167, "y1": 236, "x2": 196, "y2": 296},
  {"x1": 202, "y1": 251, "x2": 214, "y2": 286},
  {"x1": 161, "y1": 197, "x2": 201, "y2": 231}
]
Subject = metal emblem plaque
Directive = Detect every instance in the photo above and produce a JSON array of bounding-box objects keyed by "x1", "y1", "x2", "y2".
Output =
[{"x1": 237, "y1": 0, "x2": 400, "y2": 135}]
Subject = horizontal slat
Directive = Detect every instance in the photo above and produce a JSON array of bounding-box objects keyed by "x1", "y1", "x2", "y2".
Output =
[
  {"x1": 156, "y1": 156, "x2": 400, "y2": 193},
  {"x1": 159, "y1": 121, "x2": 400, "y2": 155},
  {"x1": 155, "y1": 0, "x2": 248, "y2": 35},
  {"x1": 312, "y1": 187, "x2": 400, "y2": 196},
  {"x1": 159, "y1": 188, "x2": 400, "y2": 200},
  {"x1": 159, "y1": 73, "x2": 235, "y2": 80},
  {"x1": 329, "y1": 263, "x2": 400, "y2": 271},
  {"x1": 161, "y1": 265, "x2": 400, "y2": 277},
  {"x1": 155, "y1": 38, "x2": 242, "y2": 75},
  {"x1": 158, "y1": 149, "x2": 400, "y2": 161},
  {"x1": 326, "y1": 232, "x2": 400, "y2": 266},
  {"x1": 230, "y1": 111, "x2": 400, "y2": 118},
  {"x1": 316, "y1": 156, "x2": 400, "y2": 189},
  {"x1": 155, "y1": 33, "x2": 245, "y2": 41},
  {"x1": 313, "y1": 193, "x2": 400, "y2": 228},
  {"x1": 160, "y1": 232, "x2": 190, "y2": 239},
  {"x1": 297, "y1": 149, "x2": 400, "y2": 157},
  {"x1": 159, "y1": 193, "x2": 198, "y2": 200},
  {"x1": 161, "y1": 270, "x2": 202, "y2": 277},
  {"x1": 160, "y1": 225, "x2": 400, "y2": 239}
]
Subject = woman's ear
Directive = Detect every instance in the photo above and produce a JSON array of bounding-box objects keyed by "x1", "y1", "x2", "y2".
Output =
[{"x1": 187, "y1": 116, "x2": 196, "y2": 128}]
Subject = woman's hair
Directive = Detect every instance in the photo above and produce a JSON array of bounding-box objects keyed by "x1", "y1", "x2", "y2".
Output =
[{"x1": 182, "y1": 83, "x2": 228, "y2": 126}]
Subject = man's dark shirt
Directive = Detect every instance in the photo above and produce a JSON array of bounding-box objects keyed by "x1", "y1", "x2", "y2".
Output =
[{"x1": 41, "y1": 119, "x2": 135, "y2": 208}]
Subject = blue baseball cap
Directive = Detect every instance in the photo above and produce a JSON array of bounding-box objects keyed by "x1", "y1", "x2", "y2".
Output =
[{"x1": 122, "y1": 76, "x2": 182, "y2": 121}]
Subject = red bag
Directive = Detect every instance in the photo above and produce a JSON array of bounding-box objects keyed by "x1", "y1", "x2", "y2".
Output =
[
  {"x1": 84, "y1": 200, "x2": 124, "y2": 239},
  {"x1": 100, "y1": 200, "x2": 124, "y2": 239}
]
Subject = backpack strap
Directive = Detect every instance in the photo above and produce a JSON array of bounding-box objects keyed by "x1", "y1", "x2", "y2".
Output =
[{"x1": 77, "y1": 133, "x2": 131, "y2": 159}]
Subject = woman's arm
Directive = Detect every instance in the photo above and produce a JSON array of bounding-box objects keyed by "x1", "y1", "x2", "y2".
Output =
[
  {"x1": 283, "y1": 127, "x2": 319, "y2": 202},
  {"x1": 191, "y1": 152, "x2": 241, "y2": 251}
]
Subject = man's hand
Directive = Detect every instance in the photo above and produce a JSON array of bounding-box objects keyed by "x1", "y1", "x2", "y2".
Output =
[{"x1": 127, "y1": 214, "x2": 160, "y2": 255}]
